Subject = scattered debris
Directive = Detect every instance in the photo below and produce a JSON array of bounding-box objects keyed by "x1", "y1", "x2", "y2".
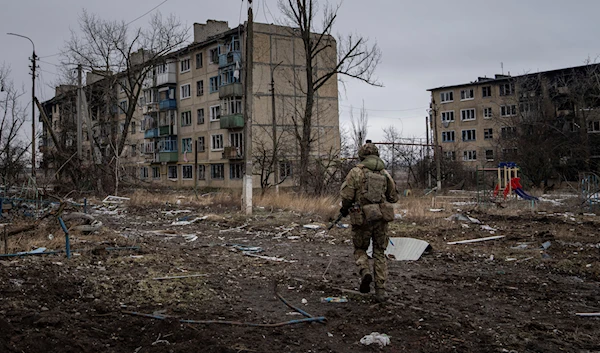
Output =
[
  {"x1": 162, "y1": 210, "x2": 192, "y2": 216},
  {"x1": 445, "y1": 214, "x2": 481, "y2": 224},
  {"x1": 102, "y1": 195, "x2": 130, "y2": 204},
  {"x1": 360, "y1": 332, "x2": 391, "y2": 347},
  {"x1": 303, "y1": 224, "x2": 321, "y2": 229},
  {"x1": 447, "y1": 235, "x2": 505, "y2": 245},
  {"x1": 541, "y1": 241, "x2": 552, "y2": 250},
  {"x1": 511, "y1": 244, "x2": 529, "y2": 250},
  {"x1": 153, "y1": 274, "x2": 209, "y2": 281},
  {"x1": 576, "y1": 313, "x2": 600, "y2": 317},
  {"x1": 429, "y1": 208, "x2": 443, "y2": 212},
  {"x1": 229, "y1": 244, "x2": 262, "y2": 253},
  {"x1": 171, "y1": 216, "x2": 208, "y2": 226},
  {"x1": 321, "y1": 296, "x2": 348, "y2": 303},
  {"x1": 243, "y1": 252, "x2": 297, "y2": 263},
  {"x1": 367, "y1": 237, "x2": 431, "y2": 261},
  {"x1": 480, "y1": 225, "x2": 497, "y2": 232},
  {"x1": 17, "y1": 247, "x2": 47, "y2": 255},
  {"x1": 72, "y1": 220, "x2": 103, "y2": 233}
]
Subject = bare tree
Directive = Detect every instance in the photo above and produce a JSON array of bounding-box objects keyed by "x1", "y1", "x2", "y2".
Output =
[
  {"x1": 349, "y1": 101, "x2": 368, "y2": 156},
  {"x1": 0, "y1": 64, "x2": 29, "y2": 191},
  {"x1": 253, "y1": 130, "x2": 294, "y2": 193},
  {"x1": 495, "y1": 68, "x2": 599, "y2": 187},
  {"x1": 381, "y1": 126, "x2": 426, "y2": 189},
  {"x1": 278, "y1": 0, "x2": 382, "y2": 192},
  {"x1": 45, "y1": 10, "x2": 188, "y2": 193},
  {"x1": 63, "y1": 10, "x2": 187, "y2": 157}
]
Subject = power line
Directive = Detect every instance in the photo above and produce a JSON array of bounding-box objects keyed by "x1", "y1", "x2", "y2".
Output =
[
  {"x1": 38, "y1": 68, "x2": 59, "y2": 76},
  {"x1": 340, "y1": 104, "x2": 428, "y2": 113},
  {"x1": 39, "y1": 53, "x2": 61, "y2": 59},
  {"x1": 126, "y1": 0, "x2": 169, "y2": 26},
  {"x1": 264, "y1": 0, "x2": 276, "y2": 23},
  {"x1": 39, "y1": 59, "x2": 60, "y2": 67}
]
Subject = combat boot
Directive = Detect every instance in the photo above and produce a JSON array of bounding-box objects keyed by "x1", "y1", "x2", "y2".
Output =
[
  {"x1": 374, "y1": 288, "x2": 387, "y2": 303},
  {"x1": 359, "y1": 270, "x2": 372, "y2": 293}
]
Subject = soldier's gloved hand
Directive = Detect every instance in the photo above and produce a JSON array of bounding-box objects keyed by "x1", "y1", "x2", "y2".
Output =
[
  {"x1": 340, "y1": 199, "x2": 353, "y2": 217},
  {"x1": 340, "y1": 207, "x2": 349, "y2": 217}
]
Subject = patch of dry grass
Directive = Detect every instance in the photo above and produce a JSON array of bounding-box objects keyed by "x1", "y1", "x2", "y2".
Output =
[
  {"x1": 255, "y1": 191, "x2": 338, "y2": 217},
  {"x1": 126, "y1": 189, "x2": 240, "y2": 209}
]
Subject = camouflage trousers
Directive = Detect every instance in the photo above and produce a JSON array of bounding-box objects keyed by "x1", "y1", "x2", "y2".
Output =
[{"x1": 352, "y1": 220, "x2": 389, "y2": 290}]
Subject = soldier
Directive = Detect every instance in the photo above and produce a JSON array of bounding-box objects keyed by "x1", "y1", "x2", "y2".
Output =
[{"x1": 339, "y1": 142, "x2": 398, "y2": 302}]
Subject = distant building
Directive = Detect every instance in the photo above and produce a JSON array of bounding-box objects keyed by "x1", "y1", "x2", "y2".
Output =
[
  {"x1": 40, "y1": 20, "x2": 340, "y2": 189},
  {"x1": 427, "y1": 63, "x2": 600, "y2": 182}
]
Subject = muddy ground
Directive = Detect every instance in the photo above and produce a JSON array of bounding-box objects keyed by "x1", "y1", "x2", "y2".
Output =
[{"x1": 0, "y1": 195, "x2": 599, "y2": 352}]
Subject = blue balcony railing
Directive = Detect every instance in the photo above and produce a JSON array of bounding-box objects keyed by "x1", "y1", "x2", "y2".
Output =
[
  {"x1": 218, "y1": 51, "x2": 242, "y2": 67},
  {"x1": 144, "y1": 128, "x2": 159, "y2": 139},
  {"x1": 159, "y1": 99, "x2": 177, "y2": 110}
]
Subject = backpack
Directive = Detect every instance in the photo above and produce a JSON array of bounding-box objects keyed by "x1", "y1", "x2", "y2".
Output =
[{"x1": 359, "y1": 167, "x2": 388, "y2": 205}]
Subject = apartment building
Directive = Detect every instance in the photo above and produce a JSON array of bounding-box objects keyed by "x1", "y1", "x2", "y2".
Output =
[
  {"x1": 428, "y1": 64, "x2": 600, "y2": 175},
  {"x1": 40, "y1": 20, "x2": 340, "y2": 189}
]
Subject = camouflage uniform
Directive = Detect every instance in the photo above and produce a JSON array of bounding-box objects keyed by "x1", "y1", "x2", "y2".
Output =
[{"x1": 340, "y1": 144, "x2": 398, "y2": 299}]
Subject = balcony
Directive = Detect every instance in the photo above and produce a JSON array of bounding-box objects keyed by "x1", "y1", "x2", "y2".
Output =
[
  {"x1": 223, "y1": 146, "x2": 243, "y2": 160},
  {"x1": 159, "y1": 125, "x2": 174, "y2": 136},
  {"x1": 143, "y1": 103, "x2": 159, "y2": 114},
  {"x1": 158, "y1": 140, "x2": 177, "y2": 152},
  {"x1": 219, "y1": 83, "x2": 243, "y2": 98},
  {"x1": 142, "y1": 142, "x2": 155, "y2": 154},
  {"x1": 144, "y1": 128, "x2": 159, "y2": 139},
  {"x1": 219, "y1": 51, "x2": 242, "y2": 68},
  {"x1": 156, "y1": 71, "x2": 177, "y2": 86},
  {"x1": 158, "y1": 152, "x2": 178, "y2": 162},
  {"x1": 159, "y1": 99, "x2": 177, "y2": 110},
  {"x1": 220, "y1": 114, "x2": 244, "y2": 129}
]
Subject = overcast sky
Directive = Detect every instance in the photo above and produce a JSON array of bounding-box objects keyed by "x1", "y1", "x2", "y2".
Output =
[{"x1": 2, "y1": 0, "x2": 600, "y2": 145}]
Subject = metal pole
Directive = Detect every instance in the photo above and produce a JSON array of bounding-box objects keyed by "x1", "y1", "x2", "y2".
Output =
[
  {"x1": 58, "y1": 217, "x2": 71, "y2": 259},
  {"x1": 242, "y1": 0, "x2": 254, "y2": 215},
  {"x1": 77, "y1": 65, "x2": 83, "y2": 159},
  {"x1": 194, "y1": 139, "x2": 198, "y2": 199},
  {"x1": 271, "y1": 61, "x2": 282, "y2": 194},
  {"x1": 7, "y1": 33, "x2": 36, "y2": 183},
  {"x1": 431, "y1": 107, "x2": 442, "y2": 192},
  {"x1": 3, "y1": 225, "x2": 7, "y2": 255},
  {"x1": 426, "y1": 115, "x2": 431, "y2": 188}
]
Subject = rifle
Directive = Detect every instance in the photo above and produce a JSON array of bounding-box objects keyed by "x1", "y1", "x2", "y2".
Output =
[{"x1": 327, "y1": 213, "x2": 344, "y2": 230}]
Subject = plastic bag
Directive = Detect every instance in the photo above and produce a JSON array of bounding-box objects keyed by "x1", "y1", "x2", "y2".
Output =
[{"x1": 360, "y1": 332, "x2": 391, "y2": 347}]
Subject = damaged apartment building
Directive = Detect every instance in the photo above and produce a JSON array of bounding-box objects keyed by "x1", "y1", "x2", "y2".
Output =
[
  {"x1": 40, "y1": 20, "x2": 340, "y2": 189},
  {"x1": 428, "y1": 63, "x2": 600, "y2": 180}
]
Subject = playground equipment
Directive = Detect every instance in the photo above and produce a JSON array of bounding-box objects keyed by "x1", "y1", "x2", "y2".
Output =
[
  {"x1": 477, "y1": 163, "x2": 537, "y2": 206},
  {"x1": 579, "y1": 172, "x2": 600, "y2": 209}
]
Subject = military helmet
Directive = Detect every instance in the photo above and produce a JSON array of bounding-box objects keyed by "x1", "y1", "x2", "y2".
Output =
[{"x1": 358, "y1": 143, "x2": 379, "y2": 160}]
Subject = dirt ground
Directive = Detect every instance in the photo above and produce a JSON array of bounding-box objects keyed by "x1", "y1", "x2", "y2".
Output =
[{"x1": 1, "y1": 194, "x2": 599, "y2": 352}]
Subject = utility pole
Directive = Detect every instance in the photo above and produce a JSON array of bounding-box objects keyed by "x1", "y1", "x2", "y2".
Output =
[
  {"x1": 242, "y1": 0, "x2": 254, "y2": 215},
  {"x1": 430, "y1": 107, "x2": 442, "y2": 192},
  {"x1": 7, "y1": 33, "x2": 37, "y2": 180},
  {"x1": 270, "y1": 61, "x2": 282, "y2": 194},
  {"x1": 77, "y1": 64, "x2": 83, "y2": 160},
  {"x1": 194, "y1": 139, "x2": 198, "y2": 199},
  {"x1": 426, "y1": 115, "x2": 431, "y2": 188}
]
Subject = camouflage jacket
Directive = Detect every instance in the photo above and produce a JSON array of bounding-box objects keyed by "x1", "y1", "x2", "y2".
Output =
[{"x1": 340, "y1": 155, "x2": 399, "y2": 206}]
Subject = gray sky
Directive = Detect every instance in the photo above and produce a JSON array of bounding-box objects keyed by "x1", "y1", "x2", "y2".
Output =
[{"x1": 2, "y1": 0, "x2": 600, "y2": 145}]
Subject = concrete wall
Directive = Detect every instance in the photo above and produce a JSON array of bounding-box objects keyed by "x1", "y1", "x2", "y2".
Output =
[{"x1": 193, "y1": 20, "x2": 230, "y2": 43}]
